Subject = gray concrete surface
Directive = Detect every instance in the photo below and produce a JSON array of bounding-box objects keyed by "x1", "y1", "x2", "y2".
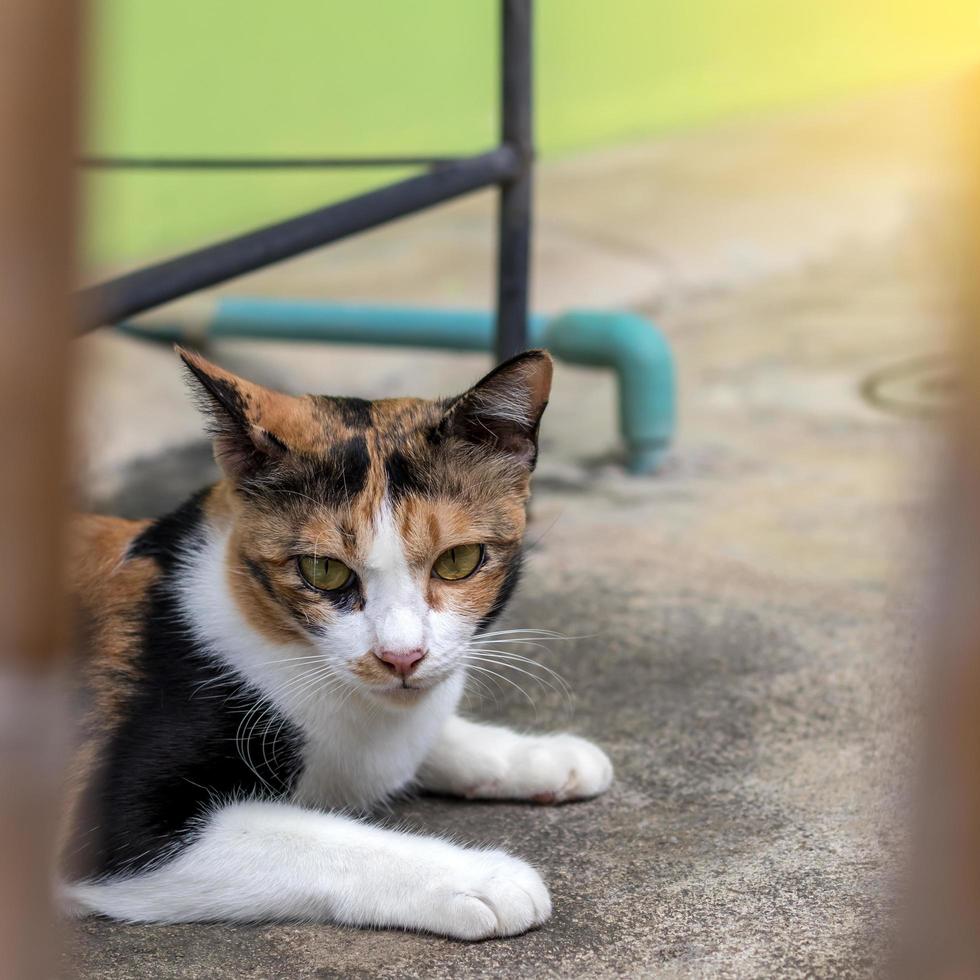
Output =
[{"x1": 66, "y1": 82, "x2": 955, "y2": 977}]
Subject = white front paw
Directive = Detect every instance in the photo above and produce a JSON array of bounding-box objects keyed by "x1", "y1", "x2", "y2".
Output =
[
  {"x1": 468, "y1": 734, "x2": 613, "y2": 804},
  {"x1": 425, "y1": 850, "x2": 551, "y2": 940}
]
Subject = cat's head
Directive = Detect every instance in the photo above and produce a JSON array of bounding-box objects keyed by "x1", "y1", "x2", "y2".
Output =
[{"x1": 179, "y1": 347, "x2": 552, "y2": 706}]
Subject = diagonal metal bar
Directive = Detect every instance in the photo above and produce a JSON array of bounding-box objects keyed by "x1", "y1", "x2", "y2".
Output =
[{"x1": 78, "y1": 146, "x2": 519, "y2": 332}]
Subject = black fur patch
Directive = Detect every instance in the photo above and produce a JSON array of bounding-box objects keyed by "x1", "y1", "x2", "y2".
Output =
[
  {"x1": 261, "y1": 429, "x2": 290, "y2": 454},
  {"x1": 72, "y1": 492, "x2": 306, "y2": 880},
  {"x1": 180, "y1": 359, "x2": 272, "y2": 479},
  {"x1": 476, "y1": 551, "x2": 524, "y2": 633},
  {"x1": 326, "y1": 396, "x2": 373, "y2": 429},
  {"x1": 181, "y1": 359, "x2": 248, "y2": 427},
  {"x1": 384, "y1": 447, "x2": 432, "y2": 500},
  {"x1": 325, "y1": 435, "x2": 371, "y2": 501},
  {"x1": 259, "y1": 435, "x2": 370, "y2": 508},
  {"x1": 127, "y1": 487, "x2": 212, "y2": 568},
  {"x1": 242, "y1": 554, "x2": 278, "y2": 603}
]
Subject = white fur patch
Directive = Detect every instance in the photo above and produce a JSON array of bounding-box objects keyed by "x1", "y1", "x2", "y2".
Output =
[
  {"x1": 363, "y1": 503, "x2": 427, "y2": 654},
  {"x1": 470, "y1": 383, "x2": 533, "y2": 427},
  {"x1": 174, "y1": 519, "x2": 464, "y2": 810},
  {"x1": 419, "y1": 716, "x2": 614, "y2": 803},
  {"x1": 64, "y1": 799, "x2": 550, "y2": 936}
]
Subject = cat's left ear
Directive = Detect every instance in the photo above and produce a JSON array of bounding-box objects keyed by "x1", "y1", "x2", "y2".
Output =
[
  {"x1": 442, "y1": 349, "x2": 553, "y2": 469},
  {"x1": 176, "y1": 347, "x2": 294, "y2": 481}
]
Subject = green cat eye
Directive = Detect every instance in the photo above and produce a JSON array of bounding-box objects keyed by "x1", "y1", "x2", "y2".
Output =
[
  {"x1": 432, "y1": 544, "x2": 484, "y2": 582},
  {"x1": 298, "y1": 555, "x2": 354, "y2": 592}
]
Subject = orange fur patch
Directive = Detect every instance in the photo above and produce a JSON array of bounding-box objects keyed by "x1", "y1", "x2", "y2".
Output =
[{"x1": 61, "y1": 514, "x2": 156, "y2": 870}]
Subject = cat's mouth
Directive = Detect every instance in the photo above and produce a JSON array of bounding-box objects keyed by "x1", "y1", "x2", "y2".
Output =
[
  {"x1": 374, "y1": 670, "x2": 455, "y2": 701},
  {"x1": 372, "y1": 682, "x2": 429, "y2": 704}
]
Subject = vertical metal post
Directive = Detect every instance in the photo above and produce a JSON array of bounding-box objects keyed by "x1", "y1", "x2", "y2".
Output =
[{"x1": 495, "y1": 0, "x2": 533, "y2": 362}]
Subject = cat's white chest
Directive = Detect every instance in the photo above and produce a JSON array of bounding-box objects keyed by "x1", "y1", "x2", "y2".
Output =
[
  {"x1": 291, "y1": 674, "x2": 463, "y2": 810},
  {"x1": 176, "y1": 524, "x2": 465, "y2": 811}
]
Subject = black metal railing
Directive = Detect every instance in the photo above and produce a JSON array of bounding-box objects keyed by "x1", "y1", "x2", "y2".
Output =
[{"x1": 78, "y1": 0, "x2": 534, "y2": 362}]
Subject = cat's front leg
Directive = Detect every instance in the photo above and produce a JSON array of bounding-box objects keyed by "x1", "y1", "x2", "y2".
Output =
[
  {"x1": 418, "y1": 715, "x2": 613, "y2": 804},
  {"x1": 64, "y1": 801, "x2": 550, "y2": 939}
]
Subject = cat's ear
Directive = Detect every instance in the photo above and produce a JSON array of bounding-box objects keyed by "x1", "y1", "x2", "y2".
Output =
[
  {"x1": 177, "y1": 347, "x2": 291, "y2": 481},
  {"x1": 442, "y1": 349, "x2": 553, "y2": 468}
]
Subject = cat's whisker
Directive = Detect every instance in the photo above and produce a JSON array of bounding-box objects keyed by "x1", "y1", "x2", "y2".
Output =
[
  {"x1": 235, "y1": 663, "x2": 348, "y2": 787},
  {"x1": 461, "y1": 667, "x2": 499, "y2": 706},
  {"x1": 236, "y1": 689, "x2": 290, "y2": 790},
  {"x1": 462, "y1": 664, "x2": 512, "y2": 702},
  {"x1": 462, "y1": 654, "x2": 568, "y2": 702},
  {"x1": 473, "y1": 634, "x2": 592, "y2": 646},
  {"x1": 262, "y1": 666, "x2": 351, "y2": 768},
  {"x1": 464, "y1": 657, "x2": 572, "y2": 706},
  {"x1": 467, "y1": 641, "x2": 564, "y2": 658},
  {"x1": 190, "y1": 673, "x2": 234, "y2": 699},
  {"x1": 250, "y1": 663, "x2": 349, "y2": 718},
  {"x1": 462, "y1": 663, "x2": 538, "y2": 711},
  {"x1": 331, "y1": 675, "x2": 362, "y2": 715},
  {"x1": 476, "y1": 626, "x2": 567, "y2": 635},
  {"x1": 252, "y1": 653, "x2": 332, "y2": 668},
  {"x1": 475, "y1": 627, "x2": 572, "y2": 640},
  {"x1": 469, "y1": 639, "x2": 554, "y2": 657},
  {"x1": 235, "y1": 707, "x2": 277, "y2": 794},
  {"x1": 253, "y1": 686, "x2": 338, "y2": 786},
  {"x1": 524, "y1": 509, "x2": 566, "y2": 551},
  {"x1": 464, "y1": 647, "x2": 574, "y2": 698},
  {"x1": 283, "y1": 666, "x2": 351, "y2": 710},
  {"x1": 254, "y1": 668, "x2": 344, "y2": 712}
]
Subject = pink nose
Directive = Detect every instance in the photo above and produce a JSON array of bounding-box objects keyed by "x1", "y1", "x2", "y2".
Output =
[{"x1": 375, "y1": 648, "x2": 426, "y2": 677}]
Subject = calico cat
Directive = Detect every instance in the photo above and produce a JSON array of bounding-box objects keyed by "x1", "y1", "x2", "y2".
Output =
[{"x1": 62, "y1": 347, "x2": 612, "y2": 939}]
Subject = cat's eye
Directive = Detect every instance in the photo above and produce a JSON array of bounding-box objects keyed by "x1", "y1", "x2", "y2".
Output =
[
  {"x1": 298, "y1": 555, "x2": 355, "y2": 592},
  {"x1": 432, "y1": 543, "x2": 484, "y2": 582}
]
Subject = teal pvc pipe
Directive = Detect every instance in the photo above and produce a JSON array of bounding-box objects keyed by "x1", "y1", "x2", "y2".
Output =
[
  {"x1": 542, "y1": 311, "x2": 675, "y2": 473},
  {"x1": 117, "y1": 299, "x2": 674, "y2": 473},
  {"x1": 117, "y1": 298, "x2": 547, "y2": 351}
]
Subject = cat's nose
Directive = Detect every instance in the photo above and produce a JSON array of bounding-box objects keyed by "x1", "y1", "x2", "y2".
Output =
[{"x1": 375, "y1": 648, "x2": 426, "y2": 677}]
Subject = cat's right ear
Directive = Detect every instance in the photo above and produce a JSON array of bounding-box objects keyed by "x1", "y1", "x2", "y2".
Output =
[
  {"x1": 440, "y1": 349, "x2": 553, "y2": 469},
  {"x1": 176, "y1": 347, "x2": 290, "y2": 482}
]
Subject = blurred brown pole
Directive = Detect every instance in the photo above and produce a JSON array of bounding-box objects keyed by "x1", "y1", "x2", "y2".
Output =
[
  {"x1": 0, "y1": 0, "x2": 82, "y2": 977},
  {"x1": 899, "y1": 76, "x2": 980, "y2": 979}
]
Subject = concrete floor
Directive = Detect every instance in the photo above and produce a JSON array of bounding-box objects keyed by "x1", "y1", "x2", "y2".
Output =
[{"x1": 67, "y1": 82, "x2": 955, "y2": 978}]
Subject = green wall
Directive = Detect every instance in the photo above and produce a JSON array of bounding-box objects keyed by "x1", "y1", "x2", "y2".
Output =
[{"x1": 86, "y1": 1, "x2": 980, "y2": 267}]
